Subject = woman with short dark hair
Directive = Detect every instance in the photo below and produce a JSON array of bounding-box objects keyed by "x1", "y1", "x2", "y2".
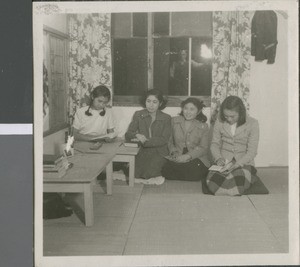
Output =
[
  {"x1": 161, "y1": 97, "x2": 210, "y2": 181},
  {"x1": 219, "y1": 95, "x2": 247, "y2": 126},
  {"x1": 125, "y1": 89, "x2": 171, "y2": 185}
]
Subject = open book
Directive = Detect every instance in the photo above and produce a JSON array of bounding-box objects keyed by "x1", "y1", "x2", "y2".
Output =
[
  {"x1": 91, "y1": 132, "x2": 117, "y2": 142},
  {"x1": 209, "y1": 160, "x2": 234, "y2": 173}
]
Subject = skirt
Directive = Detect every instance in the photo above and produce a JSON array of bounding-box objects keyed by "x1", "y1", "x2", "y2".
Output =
[
  {"x1": 162, "y1": 158, "x2": 208, "y2": 181},
  {"x1": 206, "y1": 165, "x2": 258, "y2": 196},
  {"x1": 135, "y1": 147, "x2": 166, "y2": 179}
]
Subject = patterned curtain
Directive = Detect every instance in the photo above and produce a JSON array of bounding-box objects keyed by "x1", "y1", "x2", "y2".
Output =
[
  {"x1": 68, "y1": 13, "x2": 112, "y2": 124},
  {"x1": 43, "y1": 62, "x2": 50, "y2": 131},
  {"x1": 210, "y1": 11, "x2": 251, "y2": 123}
]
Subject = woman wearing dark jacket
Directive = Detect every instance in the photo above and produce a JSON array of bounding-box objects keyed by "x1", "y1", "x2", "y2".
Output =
[{"x1": 125, "y1": 89, "x2": 171, "y2": 185}]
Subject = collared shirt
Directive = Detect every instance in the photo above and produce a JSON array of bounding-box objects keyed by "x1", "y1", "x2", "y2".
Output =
[
  {"x1": 230, "y1": 123, "x2": 237, "y2": 136},
  {"x1": 148, "y1": 113, "x2": 156, "y2": 138}
]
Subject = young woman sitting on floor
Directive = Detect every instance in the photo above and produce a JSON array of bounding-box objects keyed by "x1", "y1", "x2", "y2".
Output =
[
  {"x1": 161, "y1": 97, "x2": 210, "y2": 181},
  {"x1": 206, "y1": 95, "x2": 260, "y2": 196},
  {"x1": 125, "y1": 89, "x2": 171, "y2": 185},
  {"x1": 72, "y1": 85, "x2": 116, "y2": 142}
]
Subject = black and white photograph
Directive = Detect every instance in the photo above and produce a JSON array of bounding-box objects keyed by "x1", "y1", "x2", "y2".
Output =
[{"x1": 33, "y1": 1, "x2": 299, "y2": 266}]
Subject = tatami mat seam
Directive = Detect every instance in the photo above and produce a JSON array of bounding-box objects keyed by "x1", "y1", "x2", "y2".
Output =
[
  {"x1": 121, "y1": 184, "x2": 145, "y2": 255},
  {"x1": 247, "y1": 195, "x2": 285, "y2": 251}
]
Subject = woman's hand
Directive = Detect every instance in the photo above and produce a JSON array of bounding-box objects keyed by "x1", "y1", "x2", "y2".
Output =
[
  {"x1": 104, "y1": 132, "x2": 117, "y2": 143},
  {"x1": 224, "y1": 162, "x2": 240, "y2": 173},
  {"x1": 135, "y1": 134, "x2": 148, "y2": 144},
  {"x1": 216, "y1": 158, "x2": 226, "y2": 166},
  {"x1": 104, "y1": 137, "x2": 114, "y2": 143},
  {"x1": 174, "y1": 154, "x2": 192, "y2": 163},
  {"x1": 170, "y1": 151, "x2": 180, "y2": 160}
]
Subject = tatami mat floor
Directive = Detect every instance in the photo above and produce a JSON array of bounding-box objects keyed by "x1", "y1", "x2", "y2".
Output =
[{"x1": 43, "y1": 167, "x2": 288, "y2": 256}]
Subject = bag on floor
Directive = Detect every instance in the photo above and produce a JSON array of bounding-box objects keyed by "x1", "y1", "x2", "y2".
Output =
[{"x1": 43, "y1": 193, "x2": 73, "y2": 219}]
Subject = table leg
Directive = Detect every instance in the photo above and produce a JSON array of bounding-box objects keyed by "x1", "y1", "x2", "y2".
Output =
[
  {"x1": 128, "y1": 156, "x2": 135, "y2": 187},
  {"x1": 106, "y1": 161, "x2": 113, "y2": 195},
  {"x1": 83, "y1": 183, "x2": 94, "y2": 227}
]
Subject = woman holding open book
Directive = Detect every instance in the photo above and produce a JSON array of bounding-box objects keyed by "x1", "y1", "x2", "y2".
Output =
[
  {"x1": 206, "y1": 96, "x2": 260, "y2": 196},
  {"x1": 161, "y1": 97, "x2": 210, "y2": 181}
]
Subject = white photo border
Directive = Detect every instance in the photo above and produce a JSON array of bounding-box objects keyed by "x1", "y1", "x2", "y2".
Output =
[{"x1": 33, "y1": 1, "x2": 299, "y2": 266}]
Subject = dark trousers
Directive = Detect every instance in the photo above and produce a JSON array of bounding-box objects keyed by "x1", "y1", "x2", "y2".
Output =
[{"x1": 162, "y1": 158, "x2": 208, "y2": 181}]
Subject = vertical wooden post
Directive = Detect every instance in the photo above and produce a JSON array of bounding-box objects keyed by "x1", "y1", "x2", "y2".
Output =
[
  {"x1": 83, "y1": 183, "x2": 94, "y2": 227},
  {"x1": 147, "y1": 13, "x2": 153, "y2": 90},
  {"x1": 128, "y1": 156, "x2": 135, "y2": 187},
  {"x1": 169, "y1": 12, "x2": 172, "y2": 36},
  {"x1": 188, "y1": 37, "x2": 192, "y2": 96},
  {"x1": 106, "y1": 161, "x2": 113, "y2": 195}
]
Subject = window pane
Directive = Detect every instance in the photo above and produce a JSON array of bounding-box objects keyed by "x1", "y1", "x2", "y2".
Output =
[
  {"x1": 171, "y1": 12, "x2": 212, "y2": 37},
  {"x1": 154, "y1": 37, "x2": 189, "y2": 96},
  {"x1": 113, "y1": 38, "x2": 148, "y2": 96},
  {"x1": 153, "y1": 38, "x2": 170, "y2": 95},
  {"x1": 191, "y1": 37, "x2": 212, "y2": 96},
  {"x1": 168, "y1": 38, "x2": 189, "y2": 96},
  {"x1": 111, "y1": 13, "x2": 132, "y2": 38},
  {"x1": 132, "y1": 13, "x2": 147, "y2": 37},
  {"x1": 153, "y1": 12, "x2": 169, "y2": 36}
]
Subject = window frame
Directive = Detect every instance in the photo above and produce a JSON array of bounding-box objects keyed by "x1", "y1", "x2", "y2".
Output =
[
  {"x1": 43, "y1": 26, "x2": 69, "y2": 137},
  {"x1": 111, "y1": 12, "x2": 212, "y2": 108}
]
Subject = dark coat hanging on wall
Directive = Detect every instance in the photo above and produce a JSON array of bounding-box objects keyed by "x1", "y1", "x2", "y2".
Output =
[{"x1": 251, "y1": 10, "x2": 278, "y2": 64}]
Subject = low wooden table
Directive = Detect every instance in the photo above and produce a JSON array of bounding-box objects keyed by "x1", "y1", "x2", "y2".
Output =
[
  {"x1": 44, "y1": 141, "x2": 121, "y2": 226},
  {"x1": 73, "y1": 139, "x2": 140, "y2": 188}
]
